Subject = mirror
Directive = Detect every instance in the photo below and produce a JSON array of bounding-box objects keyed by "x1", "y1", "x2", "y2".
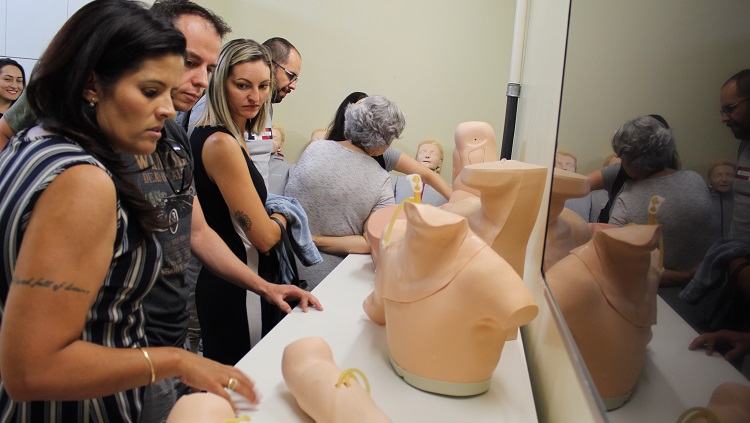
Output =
[{"x1": 546, "y1": 0, "x2": 750, "y2": 420}]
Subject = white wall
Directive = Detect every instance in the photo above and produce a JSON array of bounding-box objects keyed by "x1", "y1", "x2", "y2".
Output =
[
  {"x1": 199, "y1": 0, "x2": 515, "y2": 181},
  {"x1": 0, "y1": 0, "x2": 94, "y2": 78}
]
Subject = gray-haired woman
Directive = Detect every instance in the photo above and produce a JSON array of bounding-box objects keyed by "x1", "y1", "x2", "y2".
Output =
[
  {"x1": 608, "y1": 115, "x2": 718, "y2": 287},
  {"x1": 285, "y1": 95, "x2": 406, "y2": 287}
]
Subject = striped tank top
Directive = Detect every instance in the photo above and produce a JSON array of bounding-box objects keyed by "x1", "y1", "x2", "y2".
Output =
[{"x1": 0, "y1": 134, "x2": 162, "y2": 423}]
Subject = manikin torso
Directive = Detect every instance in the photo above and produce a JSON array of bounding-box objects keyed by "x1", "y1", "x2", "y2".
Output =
[
  {"x1": 442, "y1": 160, "x2": 547, "y2": 278},
  {"x1": 546, "y1": 225, "x2": 661, "y2": 410},
  {"x1": 451, "y1": 121, "x2": 499, "y2": 197},
  {"x1": 363, "y1": 203, "x2": 538, "y2": 396},
  {"x1": 544, "y1": 169, "x2": 593, "y2": 270},
  {"x1": 281, "y1": 337, "x2": 392, "y2": 423}
]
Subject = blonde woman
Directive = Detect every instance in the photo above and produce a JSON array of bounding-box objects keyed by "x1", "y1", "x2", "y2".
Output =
[{"x1": 190, "y1": 39, "x2": 308, "y2": 365}]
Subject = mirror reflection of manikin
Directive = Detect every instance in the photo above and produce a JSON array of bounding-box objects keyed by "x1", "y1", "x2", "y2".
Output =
[
  {"x1": 544, "y1": 168, "x2": 593, "y2": 271},
  {"x1": 363, "y1": 202, "x2": 538, "y2": 396},
  {"x1": 546, "y1": 225, "x2": 662, "y2": 410}
]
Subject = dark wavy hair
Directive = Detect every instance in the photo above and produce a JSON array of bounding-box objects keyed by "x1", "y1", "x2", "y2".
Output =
[
  {"x1": 26, "y1": 0, "x2": 186, "y2": 236},
  {"x1": 0, "y1": 58, "x2": 26, "y2": 96},
  {"x1": 151, "y1": 0, "x2": 231, "y2": 37},
  {"x1": 326, "y1": 91, "x2": 369, "y2": 141}
]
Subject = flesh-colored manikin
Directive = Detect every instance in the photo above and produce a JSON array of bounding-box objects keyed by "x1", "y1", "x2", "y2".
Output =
[
  {"x1": 544, "y1": 168, "x2": 592, "y2": 270},
  {"x1": 442, "y1": 160, "x2": 547, "y2": 278},
  {"x1": 451, "y1": 121, "x2": 499, "y2": 198},
  {"x1": 166, "y1": 393, "x2": 236, "y2": 423},
  {"x1": 282, "y1": 337, "x2": 392, "y2": 423},
  {"x1": 546, "y1": 225, "x2": 661, "y2": 410},
  {"x1": 363, "y1": 202, "x2": 538, "y2": 396}
]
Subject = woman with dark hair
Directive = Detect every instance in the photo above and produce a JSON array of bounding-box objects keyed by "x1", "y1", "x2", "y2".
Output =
[
  {"x1": 0, "y1": 58, "x2": 24, "y2": 117},
  {"x1": 0, "y1": 1, "x2": 256, "y2": 422},
  {"x1": 324, "y1": 91, "x2": 452, "y2": 200},
  {"x1": 607, "y1": 115, "x2": 718, "y2": 286}
]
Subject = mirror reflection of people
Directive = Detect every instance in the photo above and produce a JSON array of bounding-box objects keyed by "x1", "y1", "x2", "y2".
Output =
[
  {"x1": 0, "y1": 58, "x2": 24, "y2": 118},
  {"x1": 719, "y1": 69, "x2": 750, "y2": 239},
  {"x1": 555, "y1": 150, "x2": 607, "y2": 222},
  {"x1": 393, "y1": 139, "x2": 448, "y2": 206},
  {"x1": 587, "y1": 114, "x2": 674, "y2": 223},
  {"x1": 608, "y1": 115, "x2": 718, "y2": 288},
  {"x1": 707, "y1": 159, "x2": 736, "y2": 237},
  {"x1": 0, "y1": 2, "x2": 257, "y2": 420}
]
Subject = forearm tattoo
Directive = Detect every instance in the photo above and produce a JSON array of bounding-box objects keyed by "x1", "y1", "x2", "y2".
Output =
[
  {"x1": 11, "y1": 276, "x2": 91, "y2": 295},
  {"x1": 234, "y1": 210, "x2": 253, "y2": 232}
]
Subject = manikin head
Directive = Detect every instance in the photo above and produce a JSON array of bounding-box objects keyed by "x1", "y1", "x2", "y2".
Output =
[
  {"x1": 720, "y1": 69, "x2": 750, "y2": 141},
  {"x1": 555, "y1": 151, "x2": 577, "y2": 173},
  {"x1": 263, "y1": 37, "x2": 301, "y2": 104},
  {"x1": 707, "y1": 159, "x2": 736, "y2": 193},
  {"x1": 415, "y1": 139, "x2": 444, "y2": 173},
  {"x1": 272, "y1": 124, "x2": 285, "y2": 154}
]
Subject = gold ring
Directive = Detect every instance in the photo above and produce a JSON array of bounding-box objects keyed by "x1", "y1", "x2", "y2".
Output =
[{"x1": 227, "y1": 377, "x2": 238, "y2": 391}]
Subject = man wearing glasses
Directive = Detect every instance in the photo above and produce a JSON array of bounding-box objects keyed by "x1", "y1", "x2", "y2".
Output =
[
  {"x1": 187, "y1": 37, "x2": 301, "y2": 190},
  {"x1": 720, "y1": 69, "x2": 750, "y2": 238}
]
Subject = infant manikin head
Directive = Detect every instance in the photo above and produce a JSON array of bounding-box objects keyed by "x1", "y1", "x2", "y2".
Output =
[
  {"x1": 555, "y1": 151, "x2": 577, "y2": 173},
  {"x1": 415, "y1": 139, "x2": 444, "y2": 173},
  {"x1": 364, "y1": 202, "x2": 538, "y2": 396},
  {"x1": 282, "y1": 337, "x2": 392, "y2": 423},
  {"x1": 546, "y1": 224, "x2": 661, "y2": 410}
]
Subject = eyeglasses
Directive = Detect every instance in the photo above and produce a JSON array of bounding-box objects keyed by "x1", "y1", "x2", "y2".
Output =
[
  {"x1": 273, "y1": 61, "x2": 299, "y2": 84},
  {"x1": 155, "y1": 137, "x2": 194, "y2": 195},
  {"x1": 720, "y1": 97, "x2": 749, "y2": 116}
]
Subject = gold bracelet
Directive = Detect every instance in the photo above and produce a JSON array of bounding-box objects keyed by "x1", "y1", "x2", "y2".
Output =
[{"x1": 137, "y1": 347, "x2": 156, "y2": 384}]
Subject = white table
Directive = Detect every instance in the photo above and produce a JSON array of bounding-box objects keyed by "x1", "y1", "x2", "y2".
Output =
[
  {"x1": 608, "y1": 297, "x2": 749, "y2": 422},
  {"x1": 232, "y1": 254, "x2": 538, "y2": 422}
]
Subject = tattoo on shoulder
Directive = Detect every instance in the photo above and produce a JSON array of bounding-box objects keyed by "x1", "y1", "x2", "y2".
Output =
[
  {"x1": 11, "y1": 277, "x2": 91, "y2": 295},
  {"x1": 234, "y1": 210, "x2": 253, "y2": 232}
]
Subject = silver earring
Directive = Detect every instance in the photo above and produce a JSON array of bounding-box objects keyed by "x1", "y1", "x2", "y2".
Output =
[{"x1": 88, "y1": 97, "x2": 96, "y2": 108}]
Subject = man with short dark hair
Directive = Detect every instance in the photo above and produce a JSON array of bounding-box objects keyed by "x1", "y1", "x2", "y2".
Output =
[
  {"x1": 187, "y1": 37, "x2": 302, "y2": 191},
  {"x1": 720, "y1": 69, "x2": 750, "y2": 238},
  {"x1": 263, "y1": 37, "x2": 301, "y2": 104}
]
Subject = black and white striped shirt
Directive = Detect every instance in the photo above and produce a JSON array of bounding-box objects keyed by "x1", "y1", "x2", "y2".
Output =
[{"x1": 0, "y1": 134, "x2": 162, "y2": 423}]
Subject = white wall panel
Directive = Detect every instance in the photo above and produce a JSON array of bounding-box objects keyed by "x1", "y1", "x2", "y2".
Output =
[
  {"x1": 6, "y1": 0, "x2": 67, "y2": 59},
  {"x1": 0, "y1": 0, "x2": 7, "y2": 56}
]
